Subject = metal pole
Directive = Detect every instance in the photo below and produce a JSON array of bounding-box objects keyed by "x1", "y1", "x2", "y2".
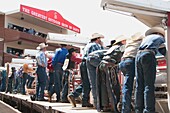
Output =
[{"x1": 167, "y1": 12, "x2": 170, "y2": 113}]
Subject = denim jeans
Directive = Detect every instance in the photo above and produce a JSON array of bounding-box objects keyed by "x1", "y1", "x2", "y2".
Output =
[
  {"x1": 50, "y1": 64, "x2": 63, "y2": 101},
  {"x1": 119, "y1": 58, "x2": 135, "y2": 113},
  {"x1": 86, "y1": 56, "x2": 101, "y2": 106},
  {"x1": 21, "y1": 73, "x2": 28, "y2": 95},
  {"x1": 61, "y1": 70, "x2": 69, "y2": 101},
  {"x1": 0, "y1": 70, "x2": 6, "y2": 92},
  {"x1": 80, "y1": 61, "x2": 91, "y2": 103},
  {"x1": 135, "y1": 51, "x2": 156, "y2": 113},
  {"x1": 36, "y1": 66, "x2": 47, "y2": 100},
  {"x1": 48, "y1": 71, "x2": 54, "y2": 93},
  {"x1": 70, "y1": 84, "x2": 83, "y2": 98},
  {"x1": 14, "y1": 76, "x2": 22, "y2": 92},
  {"x1": 70, "y1": 61, "x2": 91, "y2": 104},
  {"x1": 6, "y1": 77, "x2": 14, "y2": 93},
  {"x1": 27, "y1": 74, "x2": 35, "y2": 88}
]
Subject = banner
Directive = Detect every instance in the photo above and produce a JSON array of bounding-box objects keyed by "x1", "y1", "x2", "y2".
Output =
[{"x1": 20, "y1": 5, "x2": 80, "y2": 33}]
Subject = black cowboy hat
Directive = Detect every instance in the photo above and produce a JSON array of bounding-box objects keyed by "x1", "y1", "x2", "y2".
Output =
[
  {"x1": 106, "y1": 40, "x2": 116, "y2": 48},
  {"x1": 68, "y1": 48, "x2": 77, "y2": 54}
]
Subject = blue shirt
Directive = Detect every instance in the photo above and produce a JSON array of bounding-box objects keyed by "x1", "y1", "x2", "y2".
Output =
[
  {"x1": 52, "y1": 47, "x2": 68, "y2": 66},
  {"x1": 139, "y1": 34, "x2": 165, "y2": 54},
  {"x1": 36, "y1": 51, "x2": 47, "y2": 67},
  {"x1": 83, "y1": 42, "x2": 104, "y2": 59}
]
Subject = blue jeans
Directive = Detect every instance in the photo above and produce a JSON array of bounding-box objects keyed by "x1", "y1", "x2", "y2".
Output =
[
  {"x1": 21, "y1": 73, "x2": 28, "y2": 95},
  {"x1": 80, "y1": 61, "x2": 91, "y2": 103},
  {"x1": 48, "y1": 71, "x2": 54, "y2": 93},
  {"x1": 36, "y1": 66, "x2": 47, "y2": 100},
  {"x1": 70, "y1": 61, "x2": 91, "y2": 104},
  {"x1": 50, "y1": 64, "x2": 63, "y2": 101},
  {"x1": 135, "y1": 51, "x2": 156, "y2": 113},
  {"x1": 119, "y1": 58, "x2": 135, "y2": 113},
  {"x1": 0, "y1": 70, "x2": 6, "y2": 92},
  {"x1": 61, "y1": 70, "x2": 69, "y2": 101},
  {"x1": 70, "y1": 84, "x2": 83, "y2": 98},
  {"x1": 27, "y1": 74, "x2": 35, "y2": 88},
  {"x1": 86, "y1": 56, "x2": 101, "y2": 106},
  {"x1": 14, "y1": 76, "x2": 22, "y2": 92}
]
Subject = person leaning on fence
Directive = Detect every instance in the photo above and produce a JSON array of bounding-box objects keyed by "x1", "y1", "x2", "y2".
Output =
[
  {"x1": 50, "y1": 44, "x2": 68, "y2": 102},
  {"x1": 119, "y1": 32, "x2": 144, "y2": 113},
  {"x1": 85, "y1": 33, "x2": 104, "y2": 108},
  {"x1": 67, "y1": 47, "x2": 94, "y2": 107},
  {"x1": 96, "y1": 35, "x2": 127, "y2": 112},
  {"x1": 61, "y1": 48, "x2": 81, "y2": 103},
  {"x1": 135, "y1": 26, "x2": 166, "y2": 113},
  {"x1": 35, "y1": 43, "x2": 48, "y2": 101}
]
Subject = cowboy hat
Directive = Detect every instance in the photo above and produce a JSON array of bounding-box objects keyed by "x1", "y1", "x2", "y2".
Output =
[
  {"x1": 68, "y1": 48, "x2": 77, "y2": 54},
  {"x1": 113, "y1": 35, "x2": 128, "y2": 45},
  {"x1": 106, "y1": 40, "x2": 116, "y2": 48},
  {"x1": 145, "y1": 26, "x2": 165, "y2": 37},
  {"x1": 126, "y1": 32, "x2": 144, "y2": 43},
  {"x1": 36, "y1": 43, "x2": 48, "y2": 50},
  {"x1": 89, "y1": 33, "x2": 104, "y2": 40}
]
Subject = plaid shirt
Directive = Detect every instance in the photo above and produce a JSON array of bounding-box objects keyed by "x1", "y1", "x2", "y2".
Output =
[
  {"x1": 36, "y1": 51, "x2": 47, "y2": 67},
  {"x1": 83, "y1": 42, "x2": 104, "y2": 59}
]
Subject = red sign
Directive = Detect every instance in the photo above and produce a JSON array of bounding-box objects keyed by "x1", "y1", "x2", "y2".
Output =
[{"x1": 20, "y1": 5, "x2": 80, "y2": 33}]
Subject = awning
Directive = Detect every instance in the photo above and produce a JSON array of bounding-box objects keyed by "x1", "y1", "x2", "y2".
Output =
[
  {"x1": 20, "y1": 5, "x2": 80, "y2": 33},
  {"x1": 101, "y1": 0, "x2": 170, "y2": 27}
]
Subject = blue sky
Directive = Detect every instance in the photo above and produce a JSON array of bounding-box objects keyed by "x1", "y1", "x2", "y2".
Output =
[{"x1": 0, "y1": 0, "x2": 149, "y2": 46}]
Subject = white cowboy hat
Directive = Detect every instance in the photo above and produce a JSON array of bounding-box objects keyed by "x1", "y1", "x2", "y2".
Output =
[
  {"x1": 113, "y1": 35, "x2": 128, "y2": 45},
  {"x1": 36, "y1": 43, "x2": 48, "y2": 50},
  {"x1": 145, "y1": 26, "x2": 165, "y2": 37},
  {"x1": 126, "y1": 32, "x2": 144, "y2": 43},
  {"x1": 89, "y1": 33, "x2": 104, "y2": 40}
]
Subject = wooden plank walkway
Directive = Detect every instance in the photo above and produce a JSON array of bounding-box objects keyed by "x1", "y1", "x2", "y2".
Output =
[{"x1": 0, "y1": 92, "x2": 100, "y2": 113}]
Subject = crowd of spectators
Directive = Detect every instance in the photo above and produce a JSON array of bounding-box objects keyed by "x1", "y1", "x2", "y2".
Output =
[{"x1": 8, "y1": 23, "x2": 47, "y2": 38}]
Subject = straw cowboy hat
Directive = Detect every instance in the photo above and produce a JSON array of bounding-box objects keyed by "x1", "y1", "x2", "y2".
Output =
[
  {"x1": 126, "y1": 32, "x2": 144, "y2": 43},
  {"x1": 113, "y1": 35, "x2": 128, "y2": 45},
  {"x1": 89, "y1": 33, "x2": 104, "y2": 40},
  {"x1": 145, "y1": 26, "x2": 165, "y2": 37},
  {"x1": 36, "y1": 43, "x2": 48, "y2": 50}
]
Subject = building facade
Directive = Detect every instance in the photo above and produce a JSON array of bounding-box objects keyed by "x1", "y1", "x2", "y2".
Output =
[{"x1": 0, "y1": 5, "x2": 80, "y2": 66}]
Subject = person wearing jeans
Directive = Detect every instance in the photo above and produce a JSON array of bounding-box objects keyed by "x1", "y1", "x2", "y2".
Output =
[
  {"x1": 67, "y1": 48, "x2": 92, "y2": 107},
  {"x1": 85, "y1": 33, "x2": 104, "y2": 108},
  {"x1": 86, "y1": 55, "x2": 102, "y2": 107},
  {"x1": 35, "y1": 43, "x2": 48, "y2": 101},
  {"x1": 119, "y1": 32, "x2": 144, "y2": 113},
  {"x1": 68, "y1": 60, "x2": 92, "y2": 107},
  {"x1": 135, "y1": 26, "x2": 166, "y2": 113},
  {"x1": 51, "y1": 44, "x2": 68, "y2": 102}
]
